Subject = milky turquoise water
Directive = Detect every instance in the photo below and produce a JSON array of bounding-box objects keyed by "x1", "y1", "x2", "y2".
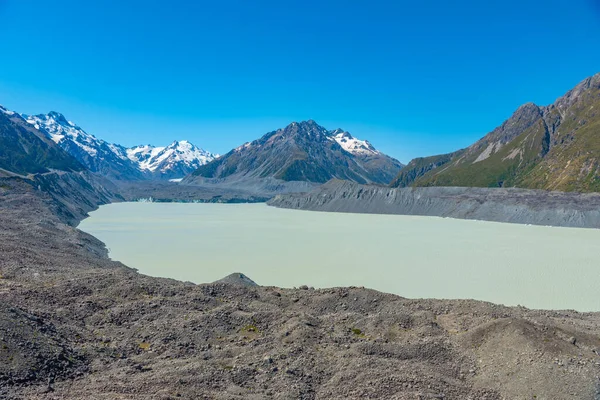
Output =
[{"x1": 79, "y1": 202, "x2": 600, "y2": 312}]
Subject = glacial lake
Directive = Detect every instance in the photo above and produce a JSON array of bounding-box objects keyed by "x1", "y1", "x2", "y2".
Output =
[{"x1": 79, "y1": 202, "x2": 600, "y2": 312}]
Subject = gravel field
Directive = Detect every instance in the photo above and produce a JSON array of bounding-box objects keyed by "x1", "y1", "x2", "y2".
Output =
[
  {"x1": 2, "y1": 174, "x2": 600, "y2": 399},
  {"x1": 269, "y1": 180, "x2": 600, "y2": 228}
]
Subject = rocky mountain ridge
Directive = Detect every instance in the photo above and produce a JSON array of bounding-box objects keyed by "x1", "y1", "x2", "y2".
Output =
[
  {"x1": 21, "y1": 110, "x2": 217, "y2": 180},
  {"x1": 392, "y1": 72, "x2": 600, "y2": 192},
  {"x1": 126, "y1": 140, "x2": 217, "y2": 179},
  {"x1": 0, "y1": 106, "x2": 85, "y2": 176},
  {"x1": 3, "y1": 94, "x2": 600, "y2": 398},
  {"x1": 185, "y1": 120, "x2": 404, "y2": 189}
]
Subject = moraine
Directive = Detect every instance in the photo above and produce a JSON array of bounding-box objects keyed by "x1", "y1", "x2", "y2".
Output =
[{"x1": 79, "y1": 202, "x2": 600, "y2": 312}]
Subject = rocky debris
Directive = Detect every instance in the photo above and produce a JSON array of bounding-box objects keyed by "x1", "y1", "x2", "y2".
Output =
[
  {"x1": 2, "y1": 176, "x2": 600, "y2": 399},
  {"x1": 213, "y1": 273, "x2": 259, "y2": 287},
  {"x1": 269, "y1": 179, "x2": 600, "y2": 228},
  {"x1": 569, "y1": 336, "x2": 577, "y2": 345},
  {"x1": 0, "y1": 305, "x2": 87, "y2": 390},
  {"x1": 114, "y1": 179, "x2": 271, "y2": 203}
]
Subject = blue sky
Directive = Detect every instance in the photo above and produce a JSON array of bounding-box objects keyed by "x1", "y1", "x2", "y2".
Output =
[{"x1": 1, "y1": 0, "x2": 599, "y2": 163}]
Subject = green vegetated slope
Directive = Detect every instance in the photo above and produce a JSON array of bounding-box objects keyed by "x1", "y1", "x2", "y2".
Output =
[
  {"x1": 519, "y1": 86, "x2": 600, "y2": 192},
  {"x1": 392, "y1": 73, "x2": 600, "y2": 192},
  {"x1": 390, "y1": 150, "x2": 466, "y2": 188}
]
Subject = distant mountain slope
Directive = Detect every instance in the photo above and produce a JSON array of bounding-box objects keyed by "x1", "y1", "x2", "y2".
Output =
[
  {"x1": 0, "y1": 106, "x2": 84, "y2": 175},
  {"x1": 24, "y1": 112, "x2": 145, "y2": 180},
  {"x1": 186, "y1": 120, "x2": 403, "y2": 186},
  {"x1": 23, "y1": 112, "x2": 217, "y2": 180},
  {"x1": 127, "y1": 140, "x2": 217, "y2": 179},
  {"x1": 392, "y1": 73, "x2": 600, "y2": 192},
  {"x1": 390, "y1": 149, "x2": 466, "y2": 188}
]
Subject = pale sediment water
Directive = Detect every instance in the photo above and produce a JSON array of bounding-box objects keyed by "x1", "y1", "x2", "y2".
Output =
[{"x1": 79, "y1": 202, "x2": 600, "y2": 312}]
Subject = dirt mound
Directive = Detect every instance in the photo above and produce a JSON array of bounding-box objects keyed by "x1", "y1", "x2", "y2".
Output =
[{"x1": 214, "y1": 273, "x2": 259, "y2": 286}]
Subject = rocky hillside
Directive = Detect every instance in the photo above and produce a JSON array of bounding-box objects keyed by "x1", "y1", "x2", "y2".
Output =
[
  {"x1": 24, "y1": 111, "x2": 146, "y2": 180},
  {"x1": 0, "y1": 107, "x2": 85, "y2": 176},
  {"x1": 392, "y1": 72, "x2": 600, "y2": 192},
  {"x1": 390, "y1": 149, "x2": 466, "y2": 188},
  {"x1": 0, "y1": 105, "x2": 122, "y2": 224},
  {"x1": 185, "y1": 120, "x2": 403, "y2": 187},
  {"x1": 22, "y1": 111, "x2": 217, "y2": 180}
]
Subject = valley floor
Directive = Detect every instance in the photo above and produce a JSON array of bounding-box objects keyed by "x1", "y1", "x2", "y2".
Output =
[{"x1": 2, "y1": 176, "x2": 600, "y2": 399}]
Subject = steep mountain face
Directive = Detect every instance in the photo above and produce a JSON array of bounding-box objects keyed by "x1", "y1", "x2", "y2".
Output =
[
  {"x1": 187, "y1": 120, "x2": 403, "y2": 186},
  {"x1": 0, "y1": 106, "x2": 84, "y2": 175},
  {"x1": 269, "y1": 179, "x2": 600, "y2": 228},
  {"x1": 127, "y1": 140, "x2": 217, "y2": 180},
  {"x1": 392, "y1": 73, "x2": 600, "y2": 192},
  {"x1": 23, "y1": 112, "x2": 145, "y2": 180},
  {"x1": 22, "y1": 112, "x2": 216, "y2": 180},
  {"x1": 0, "y1": 106, "x2": 121, "y2": 221},
  {"x1": 390, "y1": 149, "x2": 466, "y2": 188}
]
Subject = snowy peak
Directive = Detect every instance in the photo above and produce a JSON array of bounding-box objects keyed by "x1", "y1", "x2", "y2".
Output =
[
  {"x1": 284, "y1": 121, "x2": 380, "y2": 155},
  {"x1": 0, "y1": 105, "x2": 15, "y2": 116},
  {"x1": 23, "y1": 112, "x2": 107, "y2": 157},
  {"x1": 47, "y1": 111, "x2": 74, "y2": 126},
  {"x1": 127, "y1": 140, "x2": 218, "y2": 174},
  {"x1": 190, "y1": 120, "x2": 403, "y2": 185},
  {"x1": 246, "y1": 120, "x2": 381, "y2": 157},
  {"x1": 127, "y1": 144, "x2": 161, "y2": 166},
  {"x1": 329, "y1": 129, "x2": 379, "y2": 156},
  {"x1": 288, "y1": 120, "x2": 329, "y2": 136},
  {"x1": 19, "y1": 110, "x2": 217, "y2": 180}
]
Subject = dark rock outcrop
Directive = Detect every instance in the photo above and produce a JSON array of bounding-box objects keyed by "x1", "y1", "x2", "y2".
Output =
[{"x1": 184, "y1": 120, "x2": 403, "y2": 193}]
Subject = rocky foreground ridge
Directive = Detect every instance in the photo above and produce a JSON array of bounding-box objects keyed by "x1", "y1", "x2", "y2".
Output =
[
  {"x1": 268, "y1": 179, "x2": 600, "y2": 229},
  {"x1": 1, "y1": 175, "x2": 600, "y2": 399}
]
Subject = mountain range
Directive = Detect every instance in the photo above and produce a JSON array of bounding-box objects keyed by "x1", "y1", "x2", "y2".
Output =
[
  {"x1": 185, "y1": 120, "x2": 404, "y2": 187},
  {"x1": 1, "y1": 104, "x2": 403, "y2": 192},
  {"x1": 21, "y1": 110, "x2": 217, "y2": 180},
  {"x1": 392, "y1": 72, "x2": 600, "y2": 192},
  {"x1": 0, "y1": 106, "x2": 85, "y2": 176},
  {"x1": 3, "y1": 71, "x2": 600, "y2": 194}
]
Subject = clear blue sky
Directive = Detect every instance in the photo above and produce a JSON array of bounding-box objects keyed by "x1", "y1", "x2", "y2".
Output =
[{"x1": 1, "y1": 0, "x2": 599, "y2": 162}]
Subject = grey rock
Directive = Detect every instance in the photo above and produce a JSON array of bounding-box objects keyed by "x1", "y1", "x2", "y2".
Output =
[
  {"x1": 213, "y1": 273, "x2": 258, "y2": 287},
  {"x1": 269, "y1": 179, "x2": 600, "y2": 229},
  {"x1": 183, "y1": 120, "x2": 404, "y2": 192}
]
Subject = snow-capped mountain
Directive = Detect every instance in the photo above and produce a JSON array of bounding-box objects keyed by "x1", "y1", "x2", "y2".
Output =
[
  {"x1": 0, "y1": 105, "x2": 86, "y2": 176},
  {"x1": 329, "y1": 129, "x2": 379, "y2": 156},
  {"x1": 187, "y1": 120, "x2": 403, "y2": 186},
  {"x1": 22, "y1": 112, "x2": 144, "y2": 180},
  {"x1": 21, "y1": 111, "x2": 216, "y2": 180},
  {"x1": 127, "y1": 140, "x2": 218, "y2": 179}
]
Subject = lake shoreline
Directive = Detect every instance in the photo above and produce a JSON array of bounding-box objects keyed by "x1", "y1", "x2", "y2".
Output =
[
  {"x1": 81, "y1": 201, "x2": 600, "y2": 312},
  {"x1": 268, "y1": 179, "x2": 600, "y2": 229},
  {"x1": 4, "y1": 174, "x2": 600, "y2": 399}
]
